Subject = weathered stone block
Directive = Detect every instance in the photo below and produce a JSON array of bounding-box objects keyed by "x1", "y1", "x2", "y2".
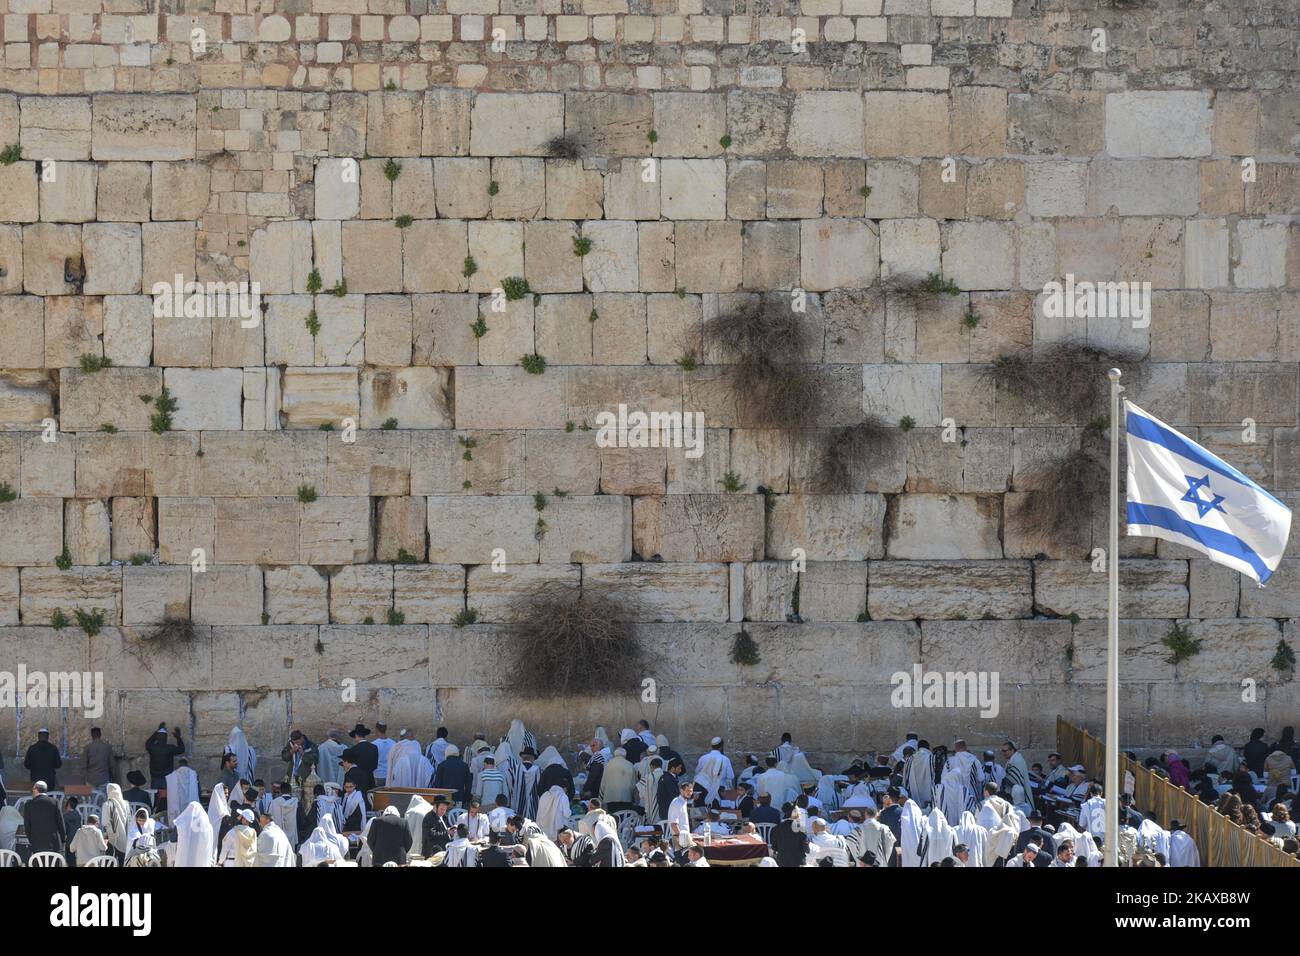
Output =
[
  {"x1": 92, "y1": 95, "x2": 196, "y2": 161},
  {"x1": 1033, "y1": 560, "x2": 1189, "y2": 619},
  {"x1": 766, "y1": 494, "x2": 886, "y2": 561}
]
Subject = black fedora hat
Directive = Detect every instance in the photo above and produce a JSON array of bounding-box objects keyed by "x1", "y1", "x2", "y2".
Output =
[{"x1": 349, "y1": 723, "x2": 371, "y2": 738}]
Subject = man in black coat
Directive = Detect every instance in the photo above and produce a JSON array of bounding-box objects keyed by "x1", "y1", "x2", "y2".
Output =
[
  {"x1": 342, "y1": 724, "x2": 378, "y2": 792},
  {"x1": 145, "y1": 724, "x2": 185, "y2": 789},
  {"x1": 769, "y1": 804, "x2": 808, "y2": 867},
  {"x1": 656, "y1": 759, "x2": 684, "y2": 823},
  {"x1": 1014, "y1": 810, "x2": 1053, "y2": 868},
  {"x1": 123, "y1": 770, "x2": 153, "y2": 809},
  {"x1": 478, "y1": 831, "x2": 512, "y2": 867},
  {"x1": 366, "y1": 808, "x2": 411, "y2": 866},
  {"x1": 431, "y1": 744, "x2": 472, "y2": 805},
  {"x1": 24, "y1": 728, "x2": 62, "y2": 789},
  {"x1": 422, "y1": 799, "x2": 454, "y2": 855},
  {"x1": 22, "y1": 782, "x2": 67, "y2": 855}
]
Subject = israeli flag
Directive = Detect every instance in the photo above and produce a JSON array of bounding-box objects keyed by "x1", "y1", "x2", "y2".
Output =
[{"x1": 1125, "y1": 401, "x2": 1291, "y2": 585}]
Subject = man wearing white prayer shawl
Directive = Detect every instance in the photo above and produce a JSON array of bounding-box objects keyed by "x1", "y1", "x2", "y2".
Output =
[
  {"x1": 387, "y1": 738, "x2": 434, "y2": 789},
  {"x1": 523, "y1": 830, "x2": 567, "y2": 867},
  {"x1": 804, "y1": 817, "x2": 851, "y2": 866},
  {"x1": 1168, "y1": 821, "x2": 1199, "y2": 866},
  {"x1": 891, "y1": 734, "x2": 920, "y2": 763},
  {"x1": 935, "y1": 764, "x2": 969, "y2": 826},
  {"x1": 506, "y1": 718, "x2": 536, "y2": 758},
  {"x1": 816, "y1": 775, "x2": 844, "y2": 813},
  {"x1": 977, "y1": 786, "x2": 1011, "y2": 830},
  {"x1": 404, "y1": 794, "x2": 432, "y2": 855},
  {"x1": 756, "y1": 757, "x2": 787, "y2": 801},
  {"x1": 599, "y1": 748, "x2": 637, "y2": 805},
  {"x1": 70, "y1": 815, "x2": 108, "y2": 865},
  {"x1": 922, "y1": 806, "x2": 957, "y2": 864},
  {"x1": 225, "y1": 726, "x2": 257, "y2": 781},
  {"x1": 1078, "y1": 784, "x2": 1106, "y2": 838},
  {"x1": 219, "y1": 809, "x2": 259, "y2": 866},
  {"x1": 1000, "y1": 740, "x2": 1034, "y2": 811},
  {"x1": 902, "y1": 744, "x2": 934, "y2": 810},
  {"x1": 1206, "y1": 736, "x2": 1238, "y2": 776},
  {"x1": 300, "y1": 818, "x2": 347, "y2": 867},
  {"x1": 509, "y1": 748, "x2": 541, "y2": 817},
  {"x1": 128, "y1": 808, "x2": 157, "y2": 847},
  {"x1": 772, "y1": 733, "x2": 798, "y2": 767},
  {"x1": 102, "y1": 783, "x2": 132, "y2": 856},
  {"x1": 271, "y1": 789, "x2": 300, "y2": 847},
  {"x1": 694, "y1": 738, "x2": 733, "y2": 802},
  {"x1": 946, "y1": 742, "x2": 983, "y2": 808},
  {"x1": 636, "y1": 721, "x2": 657, "y2": 749},
  {"x1": 164, "y1": 764, "x2": 199, "y2": 823},
  {"x1": 208, "y1": 783, "x2": 231, "y2": 858},
  {"x1": 174, "y1": 801, "x2": 214, "y2": 868},
  {"x1": 444, "y1": 827, "x2": 479, "y2": 867},
  {"x1": 639, "y1": 760, "x2": 665, "y2": 821},
  {"x1": 317, "y1": 730, "x2": 346, "y2": 787},
  {"x1": 955, "y1": 811, "x2": 987, "y2": 867},
  {"x1": 1136, "y1": 817, "x2": 1170, "y2": 859},
  {"x1": 1076, "y1": 829, "x2": 1103, "y2": 866},
  {"x1": 787, "y1": 752, "x2": 819, "y2": 788},
  {"x1": 857, "y1": 808, "x2": 896, "y2": 866},
  {"x1": 898, "y1": 798, "x2": 927, "y2": 867},
  {"x1": 256, "y1": 812, "x2": 296, "y2": 867}
]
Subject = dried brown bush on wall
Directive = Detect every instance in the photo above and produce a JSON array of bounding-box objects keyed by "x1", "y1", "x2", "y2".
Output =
[
  {"x1": 1011, "y1": 422, "x2": 1109, "y2": 544},
  {"x1": 705, "y1": 297, "x2": 823, "y2": 430},
  {"x1": 979, "y1": 340, "x2": 1143, "y2": 422},
  {"x1": 504, "y1": 584, "x2": 647, "y2": 698},
  {"x1": 815, "y1": 417, "x2": 898, "y2": 493}
]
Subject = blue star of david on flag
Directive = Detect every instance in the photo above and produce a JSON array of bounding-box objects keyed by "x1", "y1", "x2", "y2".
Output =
[{"x1": 1181, "y1": 474, "x2": 1226, "y2": 519}]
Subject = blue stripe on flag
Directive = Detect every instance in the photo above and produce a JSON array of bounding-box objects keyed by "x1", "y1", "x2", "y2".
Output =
[
  {"x1": 1126, "y1": 502, "x2": 1272, "y2": 582},
  {"x1": 1126, "y1": 409, "x2": 1286, "y2": 509}
]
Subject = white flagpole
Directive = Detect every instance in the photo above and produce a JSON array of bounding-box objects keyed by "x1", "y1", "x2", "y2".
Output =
[{"x1": 1104, "y1": 368, "x2": 1122, "y2": 867}]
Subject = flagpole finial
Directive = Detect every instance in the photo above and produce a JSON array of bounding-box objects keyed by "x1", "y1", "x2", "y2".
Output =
[{"x1": 1107, "y1": 368, "x2": 1122, "y2": 382}]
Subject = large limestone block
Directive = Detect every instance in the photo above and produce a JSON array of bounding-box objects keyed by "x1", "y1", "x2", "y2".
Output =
[
  {"x1": 801, "y1": 219, "x2": 878, "y2": 291},
  {"x1": 862, "y1": 364, "x2": 942, "y2": 427},
  {"x1": 281, "y1": 367, "x2": 360, "y2": 429},
  {"x1": 470, "y1": 93, "x2": 564, "y2": 156},
  {"x1": 213, "y1": 497, "x2": 299, "y2": 565},
  {"x1": 20, "y1": 96, "x2": 92, "y2": 160},
  {"x1": 157, "y1": 496, "x2": 214, "y2": 564},
  {"x1": 0, "y1": 371, "x2": 54, "y2": 429},
  {"x1": 366, "y1": 92, "x2": 423, "y2": 157},
  {"x1": 920, "y1": 619, "x2": 1072, "y2": 684},
  {"x1": 1071, "y1": 618, "x2": 1178, "y2": 683},
  {"x1": 651, "y1": 93, "x2": 725, "y2": 158},
  {"x1": 564, "y1": 93, "x2": 652, "y2": 156},
  {"x1": 121, "y1": 566, "x2": 190, "y2": 626},
  {"x1": 427, "y1": 495, "x2": 541, "y2": 564},
  {"x1": 0, "y1": 163, "x2": 37, "y2": 223},
  {"x1": 583, "y1": 563, "x2": 730, "y2": 622},
  {"x1": 375, "y1": 496, "x2": 426, "y2": 562},
  {"x1": 538, "y1": 495, "x2": 633, "y2": 564},
  {"x1": 394, "y1": 565, "x2": 465, "y2": 624},
  {"x1": 674, "y1": 221, "x2": 741, "y2": 292},
  {"x1": 0, "y1": 568, "x2": 16, "y2": 624},
  {"x1": 799, "y1": 562, "x2": 870, "y2": 622},
  {"x1": 863, "y1": 92, "x2": 950, "y2": 157},
  {"x1": 887, "y1": 494, "x2": 1003, "y2": 559},
  {"x1": 38, "y1": 161, "x2": 96, "y2": 222},
  {"x1": 44, "y1": 296, "x2": 102, "y2": 369},
  {"x1": 264, "y1": 566, "x2": 330, "y2": 625},
  {"x1": 19, "y1": 567, "x2": 121, "y2": 623},
  {"x1": 326, "y1": 432, "x2": 411, "y2": 497},
  {"x1": 191, "y1": 565, "x2": 263, "y2": 625},
  {"x1": 720, "y1": 621, "x2": 920, "y2": 686},
  {"x1": 360, "y1": 367, "x2": 454, "y2": 430},
  {"x1": 90, "y1": 627, "x2": 211, "y2": 692},
  {"x1": 196, "y1": 432, "x2": 326, "y2": 497},
  {"x1": 96, "y1": 162, "x2": 151, "y2": 222},
  {"x1": 867, "y1": 560, "x2": 1031, "y2": 620},
  {"x1": 1105, "y1": 91, "x2": 1212, "y2": 159},
  {"x1": 329, "y1": 564, "x2": 395, "y2": 624},
  {"x1": 412, "y1": 293, "x2": 478, "y2": 365},
  {"x1": 522, "y1": 431, "x2": 600, "y2": 496},
  {"x1": 250, "y1": 220, "x2": 312, "y2": 295},
  {"x1": 299, "y1": 497, "x2": 371, "y2": 565},
  {"x1": 661, "y1": 159, "x2": 726, "y2": 220},
  {"x1": 150, "y1": 162, "x2": 210, "y2": 221},
  {"x1": 742, "y1": 561, "x2": 796, "y2": 622},
  {"x1": 1033, "y1": 559, "x2": 1189, "y2": 619},
  {"x1": 582, "y1": 220, "x2": 640, "y2": 293},
  {"x1": 465, "y1": 564, "x2": 581, "y2": 622},
  {"x1": 22, "y1": 222, "x2": 82, "y2": 296},
  {"x1": 1188, "y1": 363, "x2": 1297, "y2": 426},
  {"x1": 455, "y1": 366, "x2": 566, "y2": 430},
  {"x1": 92, "y1": 95, "x2": 196, "y2": 160},
  {"x1": 632, "y1": 494, "x2": 764, "y2": 562},
  {"x1": 164, "y1": 369, "x2": 244, "y2": 431},
  {"x1": 766, "y1": 494, "x2": 886, "y2": 561},
  {"x1": 0, "y1": 498, "x2": 60, "y2": 566},
  {"x1": 65, "y1": 498, "x2": 111, "y2": 566},
  {"x1": 60, "y1": 368, "x2": 161, "y2": 432},
  {"x1": 314, "y1": 158, "x2": 360, "y2": 219},
  {"x1": 788, "y1": 92, "x2": 865, "y2": 158},
  {"x1": 211, "y1": 626, "x2": 320, "y2": 691},
  {"x1": 1008, "y1": 92, "x2": 1105, "y2": 156},
  {"x1": 423, "y1": 89, "x2": 472, "y2": 156},
  {"x1": 82, "y1": 224, "x2": 142, "y2": 295},
  {"x1": 0, "y1": 296, "x2": 44, "y2": 368},
  {"x1": 524, "y1": 221, "x2": 583, "y2": 293},
  {"x1": 1239, "y1": 559, "x2": 1300, "y2": 617},
  {"x1": 318, "y1": 624, "x2": 431, "y2": 688}
]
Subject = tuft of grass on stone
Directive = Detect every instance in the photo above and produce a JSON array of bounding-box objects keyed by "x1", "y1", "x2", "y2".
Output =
[
  {"x1": 318, "y1": 422, "x2": 333, "y2": 431},
  {"x1": 75, "y1": 608, "x2": 105, "y2": 636},
  {"x1": 331, "y1": 279, "x2": 348, "y2": 297},
  {"x1": 719, "y1": 134, "x2": 732, "y2": 149},
  {"x1": 296, "y1": 484, "x2": 318, "y2": 503},
  {"x1": 381, "y1": 417, "x2": 398, "y2": 430},
  {"x1": 0, "y1": 482, "x2": 17, "y2": 503},
  {"x1": 307, "y1": 269, "x2": 322, "y2": 293},
  {"x1": 1271, "y1": 639, "x2": 1296, "y2": 675},
  {"x1": 386, "y1": 608, "x2": 405, "y2": 625},
  {"x1": 305, "y1": 310, "x2": 321, "y2": 337},
  {"x1": 470, "y1": 315, "x2": 488, "y2": 338},
  {"x1": 963, "y1": 305, "x2": 981, "y2": 329},
  {"x1": 463, "y1": 255, "x2": 478, "y2": 278},
  {"x1": 719, "y1": 470, "x2": 746, "y2": 493},
  {"x1": 572, "y1": 234, "x2": 593, "y2": 257},
  {"x1": 545, "y1": 135, "x2": 585, "y2": 159},
  {"x1": 858, "y1": 184, "x2": 873, "y2": 198},
  {"x1": 145, "y1": 616, "x2": 195, "y2": 644},
  {"x1": 899, "y1": 416, "x2": 916, "y2": 431},
  {"x1": 533, "y1": 491, "x2": 547, "y2": 512},
  {"x1": 0, "y1": 144, "x2": 22, "y2": 165},
  {"x1": 588, "y1": 309, "x2": 598, "y2": 323},
  {"x1": 452, "y1": 608, "x2": 479, "y2": 628},
  {"x1": 675, "y1": 352, "x2": 698, "y2": 372},
  {"x1": 501, "y1": 276, "x2": 530, "y2": 301},
  {"x1": 56, "y1": 546, "x2": 73, "y2": 570},
  {"x1": 487, "y1": 180, "x2": 500, "y2": 196},
  {"x1": 128, "y1": 552, "x2": 151, "y2": 566},
  {"x1": 396, "y1": 548, "x2": 420, "y2": 564},
  {"x1": 978, "y1": 341, "x2": 1144, "y2": 423},
  {"x1": 395, "y1": 214, "x2": 413, "y2": 228},
  {"x1": 647, "y1": 130, "x2": 658, "y2": 144},
  {"x1": 520, "y1": 353, "x2": 547, "y2": 375},
  {"x1": 1161, "y1": 622, "x2": 1202, "y2": 665},
  {"x1": 815, "y1": 418, "x2": 898, "y2": 493},
  {"x1": 383, "y1": 158, "x2": 402, "y2": 181},
  {"x1": 51, "y1": 609, "x2": 69, "y2": 630},
  {"x1": 100, "y1": 423, "x2": 118, "y2": 433},
  {"x1": 79, "y1": 353, "x2": 112, "y2": 372}
]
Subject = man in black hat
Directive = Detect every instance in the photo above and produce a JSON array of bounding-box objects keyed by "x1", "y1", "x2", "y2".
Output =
[
  {"x1": 342, "y1": 724, "x2": 378, "y2": 793},
  {"x1": 145, "y1": 723, "x2": 185, "y2": 789},
  {"x1": 422, "y1": 797, "x2": 454, "y2": 855},
  {"x1": 123, "y1": 770, "x2": 153, "y2": 809},
  {"x1": 340, "y1": 753, "x2": 369, "y2": 800},
  {"x1": 24, "y1": 728, "x2": 62, "y2": 789},
  {"x1": 1015, "y1": 810, "x2": 1053, "y2": 867}
]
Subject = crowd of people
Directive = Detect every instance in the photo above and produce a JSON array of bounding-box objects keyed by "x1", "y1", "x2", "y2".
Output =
[{"x1": 3, "y1": 720, "x2": 1298, "y2": 867}]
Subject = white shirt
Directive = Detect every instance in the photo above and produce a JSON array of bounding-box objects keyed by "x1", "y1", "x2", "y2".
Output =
[
  {"x1": 464, "y1": 811, "x2": 489, "y2": 841},
  {"x1": 488, "y1": 805, "x2": 512, "y2": 832},
  {"x1": 373, "y1": 738, "x2": 396, "y2": 779},
  {"x1": 667, "y1": 796, "x2": 692, "y2": 847}
]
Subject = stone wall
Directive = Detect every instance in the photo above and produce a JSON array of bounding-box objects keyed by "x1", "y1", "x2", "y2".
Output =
[{"x1": 0, "y1": 0, "x2": 1298, "y2": 782}]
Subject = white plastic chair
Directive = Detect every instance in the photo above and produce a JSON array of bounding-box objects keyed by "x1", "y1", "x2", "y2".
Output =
[
  {"x1": 447, "y1": 808, "x2": 467, "y2": 827},
  {"x1": 12, "y1": 796, "x2": 31, "y2": 814},
  {"x1": 381, "y1": 861, "x2": 399, "y2": 867},
  {"x1": 86, "y1": 855, "x2": 119, "y2": 867},
  {"x1": 0, "y1": 849, "x2": 21, "y2": 868},
  {"x1": 754, "y1": 822, "x2": 776, "y2": 846},
  {"x1": 614, "y1": 809, "x2": 643, "y2": 848},
  {"x1": 29, "y1": 851, "x2": 66, "y2": 867},
  {"x1": 128, "y1": 802, "x2": 153, "y2": 821},
  {"x1": 77, "y1": 804, "x2": 97, "y2": 825}
]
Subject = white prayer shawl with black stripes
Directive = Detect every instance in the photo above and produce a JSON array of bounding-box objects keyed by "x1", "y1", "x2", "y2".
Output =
[
  {"x1": 902, "y1": 749, "x2": 934, "y2": 810},
  {"x1": 1003, "y1": 752, "x2": 1034, "y2": 810},
  {"x1": 510, "y1": 760, "x2": 540, "y2": 817}
]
